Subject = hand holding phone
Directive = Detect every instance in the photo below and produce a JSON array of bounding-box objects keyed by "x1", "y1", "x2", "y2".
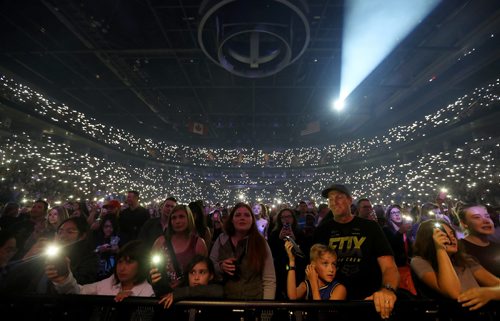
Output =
[
  {"x1": 45, "y1": 244, "x2": 69, "y2": 277},
  {"x1": 149, "y1": 252, "x2": 171, "y2": 295},
  {"x1": 433, "y1": 222, "x2": 451, "y2": 246},
  {"x1": 284, "y1": 235, "x2": 305, "y2": 258}
]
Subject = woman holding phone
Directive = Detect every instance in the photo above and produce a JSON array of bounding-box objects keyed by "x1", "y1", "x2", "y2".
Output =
[
  {"x1": 150, "y1": 205, "x2": 207, "y2": 292},
  {"x1": 267, "y1": 208, "x2": 306, "y2": 299},
  {"x1": 383, "y1": 205, "x2": 416, "y2": 295},
  {"x1": 411, "y1": 219, "x2": 500, "y2": 310}
]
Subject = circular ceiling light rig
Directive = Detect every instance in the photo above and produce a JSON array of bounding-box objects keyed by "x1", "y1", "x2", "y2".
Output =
[{"x1": 198, "y1": 0, "x2": 310, "y2": 78}]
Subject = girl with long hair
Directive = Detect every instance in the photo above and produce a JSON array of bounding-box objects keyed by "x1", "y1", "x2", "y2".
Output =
[
  {"x1": 151, "y1": 205, "x2": 207, "y2": 291},
  {"x1": 209, "y1": 202, "x2": 276, "y2": 299},
  {"x1": 411, "y1": 219, "x2": 500, "y2": 310}
]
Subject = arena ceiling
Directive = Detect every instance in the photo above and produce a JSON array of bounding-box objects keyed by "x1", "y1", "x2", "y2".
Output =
[{"x1": 1, "y1": 0, "x2": 499, "y2": 148}]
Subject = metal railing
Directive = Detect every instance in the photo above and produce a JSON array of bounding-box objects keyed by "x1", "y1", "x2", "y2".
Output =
[{"x1": 1, "y1": 294, "x2": 498, "y2": 321}]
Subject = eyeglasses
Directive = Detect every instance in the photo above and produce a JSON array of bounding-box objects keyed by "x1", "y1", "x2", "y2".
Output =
[{"x1": 57, "y1": 228, "x2": 78, "y2": 235}]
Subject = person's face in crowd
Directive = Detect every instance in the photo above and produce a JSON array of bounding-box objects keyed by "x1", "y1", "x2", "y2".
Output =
[
  {"x1": 126, "y1": 192, "x2": 138, "y2": 207},
  {"x1": 103, "y1": 206, "x2": 112, "y2": 215},
  {"x1": 426, "y1": 207, "x2": 440, "y2": 219},
  {"x1": 116, "y1": 256, "x2": 139, "y2": 285},
  {"x1": 390, "y1": 207, "x2": 403, "y2": 224},
  {"x1": 463, "y1": 206, "x2": 494, "y2": 236},
  {"x1": 357, "y1": 200, "x2": 373, "y2": 219},
  {"x1": 220, "y1": 212, "x2": 229, "y2": 226},
  {"x1": 280, "y1": 210, "x2": 294, "y2": 227},
  {"x1": 188, "y1": 261, "x2": 213, "y2": 287},
  {"x1": 327, "y1": 191, "x2": 352, "y2": 216},
  {"x1": 252, "y1": 204, "x2": 261, "y2": 216},
  {"x1": 170, "y1": 209, "x2": 188, "y2": 233},
  {"x1": 72, "y1": 202, "x2": 80, "y2": 211},
  {"x1": 279, "y1": 203, "x2": 290, "y2": 211},
  {"x1": 102, "y1": 220, "x2": 114, "y2": 238},
  {"x1": 434, "y1": 223, "x2": 458, "y2": 255},
  {"x1": 314, "y1": 252, "x2": 337, "y2": 284},
  {"x1": 305, "y1": 214, "x2": 315, "y2": 227},
  {"x1": 298, "y1": 202, "x2": 308, "y2": 214},
  {"x1": 0, "y1": 237, "x2": 17, "y2": 267},
  {"x1": 30, "y1": 202, "x2": 46, "y2": 219},
  {"x1": 211, "y1": 211, "x2": 219, "y2": 222},
  {"x1": 47, "y1": 209, "x2": 59, "y2": 225},
  {"x1": 232, "y1": 206, "x2": 253, "y2": 234},
  {"x1": 56, "y1": 221, "x2": 82, "y2": 245},
  {"x1": 162, "y1": 200, "x2": 176, "y2": 221}
]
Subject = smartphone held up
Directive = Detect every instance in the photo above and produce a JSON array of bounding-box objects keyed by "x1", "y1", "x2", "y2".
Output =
[
  {"x1": 284, "y1": 235, "x2": 305, "y2": 258},
  {"x1": 45, "y1": 244, "x2": 69, "y2": 276}
]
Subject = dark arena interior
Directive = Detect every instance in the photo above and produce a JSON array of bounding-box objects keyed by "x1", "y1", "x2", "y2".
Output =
[{"x1": 0, "y1": 0, "x2": 499, "y2": 320}]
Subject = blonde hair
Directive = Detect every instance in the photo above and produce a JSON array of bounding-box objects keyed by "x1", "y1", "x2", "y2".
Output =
[
  {"x1": 309, "y1": 243, "x2": 337, "y2": 262},
  {"x1": 165, "y1": 205, "x2": 196, "y2": 241}
]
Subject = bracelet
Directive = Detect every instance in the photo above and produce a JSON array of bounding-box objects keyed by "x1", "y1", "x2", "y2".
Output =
[{"x1": 382, "y1": 284, "x2": 397, "y2": 294}]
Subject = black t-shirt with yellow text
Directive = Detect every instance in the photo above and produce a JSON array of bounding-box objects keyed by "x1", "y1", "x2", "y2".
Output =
[{"x1": 313, "y1": 216, "x2": 394, "y2": 299}]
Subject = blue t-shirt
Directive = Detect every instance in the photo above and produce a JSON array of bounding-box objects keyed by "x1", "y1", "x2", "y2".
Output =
[{"x1": 305, "y1": 279, "x2": 341, "y2": 300}]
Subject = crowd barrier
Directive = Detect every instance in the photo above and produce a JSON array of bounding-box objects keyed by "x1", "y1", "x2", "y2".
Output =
[{"x1": 1, "y1": 294, "x2": 498, "y2": 321}]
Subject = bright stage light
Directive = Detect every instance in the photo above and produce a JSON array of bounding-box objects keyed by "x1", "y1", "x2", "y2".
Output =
[
  {"x1": 332, "y1": 98, "x2": 345, "y2": 111},
  {"x1": 338, "y1": 0, "x2": 439, "y2": 100}
]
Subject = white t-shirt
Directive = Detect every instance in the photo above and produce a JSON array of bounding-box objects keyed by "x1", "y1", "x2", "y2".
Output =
[{"x1": 54, "y1": 273, "x2": 155, "y2": 297}]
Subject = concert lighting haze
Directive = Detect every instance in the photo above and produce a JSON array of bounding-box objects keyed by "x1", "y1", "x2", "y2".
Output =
[{"x1": 338, "y1": 0, "x2": 440, "y2": 104}]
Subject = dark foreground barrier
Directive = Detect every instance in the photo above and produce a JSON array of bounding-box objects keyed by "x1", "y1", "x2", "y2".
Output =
[{"x1": 0, "y1": 294, "x2": 498, "y2": 321}]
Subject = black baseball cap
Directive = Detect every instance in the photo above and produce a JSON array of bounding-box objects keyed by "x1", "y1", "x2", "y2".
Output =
[{"x1": 321, "y1": 184, "x2": 352, "y2": 198}]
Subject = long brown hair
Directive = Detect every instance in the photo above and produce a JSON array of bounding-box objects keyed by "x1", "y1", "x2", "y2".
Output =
[
  {"x1": 224, "y1": 203, "x2": 267, "y2": 273},
  {"x1": 272, "y1": 208, "x2": 298, "y2": 232},
  {"x1": 46, "y1": 206, "x2": 69, "y2": 229},
  {"x1": 413, "y1": 219, "x2": 476, "y2": 271}
]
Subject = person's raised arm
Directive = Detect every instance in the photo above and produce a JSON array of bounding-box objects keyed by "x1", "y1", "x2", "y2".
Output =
[
  {"x1": 431, "y1": 228, "x2": 461, "y2": 298},
  {"x1": 285, "y1": 240, "x2": 299, "y2": 299},
  {"x1": 46, "y1": 258, "x2": 86, "y2": 294},
  {"x1": 305, "y1": 263, "x2": 321, "y2": 300},
  {"x1": 86, "y1": 203, "x2": 99, "y2": 227}
]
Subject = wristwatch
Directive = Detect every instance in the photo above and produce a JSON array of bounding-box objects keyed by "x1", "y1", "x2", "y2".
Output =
[
  {"x1": 382, "y1": 284, "x2": 397, "y2": 294},
  {"x1": 286, "y1": 265, "x2": 296, "y2": 271}
]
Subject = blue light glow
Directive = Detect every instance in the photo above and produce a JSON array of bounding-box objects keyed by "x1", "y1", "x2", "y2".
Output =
[{"x1": 339, "y1": 0, "x2": 440, "y2": 100}]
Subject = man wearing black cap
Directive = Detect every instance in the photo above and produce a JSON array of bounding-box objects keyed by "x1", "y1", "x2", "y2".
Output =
[{"x1": 313, "y1": 184, "x2": 399, "y2": 319}]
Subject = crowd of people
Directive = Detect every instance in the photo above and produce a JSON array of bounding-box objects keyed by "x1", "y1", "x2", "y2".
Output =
[
  {"x1": 1, "y1": 130, "x2": 498, "y2": 210},
  {"x1": 1, "y1": 74, "x2": 498, "y2": 168},
  {"x1": 0, "y1": 186, "x2": 499, "y2": 320},
  {"x1": 0, "y1": 73, "x2": 499, "y2": 321}
]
